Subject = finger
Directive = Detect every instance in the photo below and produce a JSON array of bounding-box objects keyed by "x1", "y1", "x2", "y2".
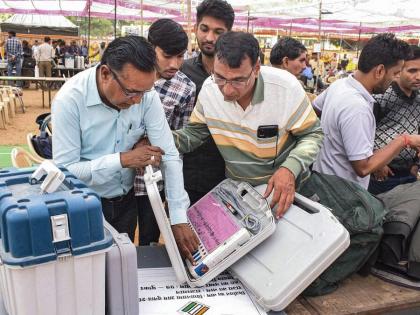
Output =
[
  {"x1": 283, "y1": 192, "x2": 294, "y2": 214},
  {"x1": 263, "y1": 180, "x2": 274, "y2": 199},
  {"x1": 270, "y1": 186, "x2": 281, "y2": 209},
  {"x1": 148, "y1": 146, "x2": 165, "y2": 154},
  {"x1": 182, "y1": 246, "x2": 195, "y2": 264},
  {"x1": 388, "y1": 168, "x2": 395, "y2": 176},
  {"x1": 275, "y1": 191, "x2": 288, "y2": 218}
]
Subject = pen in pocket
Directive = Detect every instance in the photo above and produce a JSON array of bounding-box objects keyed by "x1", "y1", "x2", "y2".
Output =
[{"x1": 127, "y1": 123, "x2": 132, "y2": 134}]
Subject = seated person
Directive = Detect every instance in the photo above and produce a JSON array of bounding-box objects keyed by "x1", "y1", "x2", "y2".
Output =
[{"x1": 369, "y1": 45, "x2": 420, "y2": 195}]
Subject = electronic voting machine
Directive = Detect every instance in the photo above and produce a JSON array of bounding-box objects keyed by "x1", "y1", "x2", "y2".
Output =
[{"x1": 144, "y1": 166, "x2": 350, "y2": 311}]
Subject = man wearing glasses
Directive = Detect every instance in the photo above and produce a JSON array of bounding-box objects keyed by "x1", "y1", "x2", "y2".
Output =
[
  {"x1": 174, "y1": 32, "x2": 323, "y2": 217},
  {"x1": 52, "y1": 36, "x2": 198, "y2": 261}
]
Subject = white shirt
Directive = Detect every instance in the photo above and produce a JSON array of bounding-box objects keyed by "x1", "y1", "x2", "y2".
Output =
[
  {"x1": 313, "y1": 75, "x2": 376, "y2": 188},
  {"x1": 36, "y1": 43, "x2": 54, "y2": 62}
]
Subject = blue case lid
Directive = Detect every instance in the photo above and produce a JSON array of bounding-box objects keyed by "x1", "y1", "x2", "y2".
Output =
[{"x1": 0, "y1": 167, "x2": 113, "y2": 267}]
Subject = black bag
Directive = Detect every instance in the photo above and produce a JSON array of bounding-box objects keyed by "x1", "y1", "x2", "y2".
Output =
[
  {"x1": 371, "y1": 181, "x2": 420, "y2": 288},
  {"x1": 297, "y1": 172, "x2": 387, "y2": 296},
  {"x1": 31, "y1": 131, "x2": 52, "y2": 159}
]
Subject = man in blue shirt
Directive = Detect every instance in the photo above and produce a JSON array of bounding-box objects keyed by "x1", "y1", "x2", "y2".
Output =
[
  {"x1": 52, "y1": 36, "x2": 198, "y2": 261},
  {"x1": 5, "y1": 31, "x2": 23, "y2": 86}
]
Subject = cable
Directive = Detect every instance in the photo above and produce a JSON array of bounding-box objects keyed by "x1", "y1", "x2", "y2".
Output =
[{"x1": 214, "y1": 183, "x2": 263, "y2": 235}]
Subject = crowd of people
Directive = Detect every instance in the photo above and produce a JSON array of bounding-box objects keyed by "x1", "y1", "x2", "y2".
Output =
[
  {"x1": 47, "y1": 0, "x2": 420, "y2": 297},
  {"x1": 2, "y1": 31, "x2": 108, "y2": 86}
]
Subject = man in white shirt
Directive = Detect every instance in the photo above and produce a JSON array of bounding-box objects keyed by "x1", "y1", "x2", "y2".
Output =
[{"x1": 36, "y1": 36, "x2": 54, "y2": 78}]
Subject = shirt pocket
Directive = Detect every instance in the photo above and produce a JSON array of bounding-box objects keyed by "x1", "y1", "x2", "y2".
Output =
[{"x1": 124, "y1": 126, "x2": 145, "y2": 150}]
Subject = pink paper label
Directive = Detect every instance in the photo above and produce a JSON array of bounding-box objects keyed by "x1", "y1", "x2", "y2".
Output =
[{"x1": 187, "y1": 193, "x2": 240, "y2": 253}]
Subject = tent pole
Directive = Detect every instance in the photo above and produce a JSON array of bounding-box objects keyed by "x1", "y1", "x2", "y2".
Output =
[
  {"x1": 187, "y1": 0, "x2": 192, "y2": 53},
  {"x1": 140, "y1": 0, "x2": 143, "y2": 36},
  {"x1": 315, "y1": 0, "x2": 322, "y2": 93},
  {"x1": 356, "y1": 22, "x2": 362, "y2": 57},
  {"x1": 88, "y1": 0, "x2": 91, "y2": 62},
  {"x1": 247, "y1": 8, "x2": 250, "y2": 33},
  {"x1": 114, "y1": 0, "x2": 117, "y2": 38}
]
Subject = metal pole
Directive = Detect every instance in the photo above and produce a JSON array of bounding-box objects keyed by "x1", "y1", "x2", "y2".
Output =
[
  {"x1": 114, "y1": 0, "x2": 117, "y2": 39},
  {"x1": 187, "y1": 0, "x2": 192, "y2": 53},
  {"x1": 356, "y1": 22, "x2": 362, "y2": 57},
  {"x1": 315, "y1": 0, "x2": 322, "y2": 92},
  {"x1": 140, "y1": 0, "x2": 144, "y2": 37},
  {"x1": 87, "y1": 0, "x2": 91, "y2": 62},
  {"x1": 247, "y1": 8, "x2": 250, "y2": 33}
]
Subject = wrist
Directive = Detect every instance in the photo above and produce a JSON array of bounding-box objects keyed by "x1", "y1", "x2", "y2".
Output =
[{"x1": 401, "y1": 134, "x2": 411, "y2": 148}]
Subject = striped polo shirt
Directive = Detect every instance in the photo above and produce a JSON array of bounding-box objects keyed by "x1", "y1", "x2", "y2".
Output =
[{"x1": 174, "y1": 66, "x2": 323, "y2": 186}]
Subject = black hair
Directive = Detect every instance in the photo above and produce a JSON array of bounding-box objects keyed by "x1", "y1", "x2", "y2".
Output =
[
  {"x1": 215, "y1": 32, "x2": 260, "y2": 68},
  {"x1": 269, "y1": 37, "x2": 307, "y2": 66},
  {"x1": 44, "y1": 36, "x2": 51, "y2": 43},
  {"x1": 196, "y1": 0, "x2": 235, "y2": 30},
  {"x1": 148, "y1": 19, "x2": 188, "y2": 56},
  {"x1": 358, "y1": 33, "x2": 411, "y2": 73},
  {"x1": 101, "y1": 36, "x2": 156, "y2": 73},
  {"x1": 8, "y1": 31, "x2": 16, "y2": 37},
  {"x1": 406, "y1": 45, "x2": 420, "y2": 61}
]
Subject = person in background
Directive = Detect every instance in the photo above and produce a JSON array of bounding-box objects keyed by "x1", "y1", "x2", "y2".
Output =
[
  {"x1": 67, "y1": 40, "x2": 80, "y2": 56},
  {"x1": 369, "y1": 45, "x2": 420, "y2": 195},
  {"x1": 135, "y1": 19, "x2": 196, "y2": 245},
  {"x1": 5, "y1": 31, "x2": 23, "y2": 86},
  {"x1": 31, "y1": 39, "x2": 39, "y2": 59},
  {"x1": 269, "y1": 37, "x2": 307, "y2": 77},
  {"x1": 52, "y1": 36, "x2": 198, "y2": 261},
  {"x1": 36, "y1": 36, "x2": 54, "y2": 78},
  {"x1": 180, "y1": 0, "x2": 235, "y2": 205},
  {"x1": 80, "y1": 39, "x2": 89, "y2": 62}
]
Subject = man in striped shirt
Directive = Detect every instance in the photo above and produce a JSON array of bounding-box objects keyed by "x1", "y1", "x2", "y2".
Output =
[{"x1": 174, "y1": 32, "x2": 323, "y2": 217}]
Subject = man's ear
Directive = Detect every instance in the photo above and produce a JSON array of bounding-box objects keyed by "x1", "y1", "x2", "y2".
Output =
[
  {"x1": 374, "y1": 64, "x2": 386, "y2": 80},
  {"x1": 254, "y1": 58, "x2": 262, "y2": 76},
  {"x1": 282, "y1": 56, "x2": 289, "y2": 67},
  {"x1": 99, "y1": 64, "x2": 112, "y2": 82}
]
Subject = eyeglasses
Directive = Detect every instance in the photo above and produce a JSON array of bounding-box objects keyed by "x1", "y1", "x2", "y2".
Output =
[
  {"x1": 211, "y1": 68, "x2": 254, "y2": 89},
  {"x1": 108, "y1": 66, "x2": 153, "y2": 98}
]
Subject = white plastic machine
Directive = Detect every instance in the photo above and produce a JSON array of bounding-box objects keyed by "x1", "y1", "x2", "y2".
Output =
[{"x1": 144, "y1": 166, "x2": 350, "y2": 311}]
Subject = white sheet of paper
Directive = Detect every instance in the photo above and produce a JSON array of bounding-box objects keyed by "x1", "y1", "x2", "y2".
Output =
[{"x1": 138, "y1": 268, "x2": 267, "y2": 315}]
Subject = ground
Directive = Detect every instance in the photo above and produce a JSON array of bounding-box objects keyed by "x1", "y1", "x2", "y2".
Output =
[{"x1": 0, "y1": 87, "x2": 57, "y2": 167}]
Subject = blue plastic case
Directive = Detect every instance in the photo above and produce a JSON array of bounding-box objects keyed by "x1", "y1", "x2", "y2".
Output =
[{"x1": 0, "y1": 167, "x2": 113, "y2": 267}]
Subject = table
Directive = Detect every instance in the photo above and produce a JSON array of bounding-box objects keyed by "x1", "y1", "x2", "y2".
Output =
[
  {"x1": 0, "y1": 76, "x2": 67, "y2": 108},
  {"x1": 137, "y1": 245, "x2": 286, "y2": 315},
  {"x1": 137, "y1": 246, "x2": 420, "y2": 315}
]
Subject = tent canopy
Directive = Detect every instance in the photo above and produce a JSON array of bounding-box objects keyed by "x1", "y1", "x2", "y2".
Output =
[
  {"x1": 1, "y1": 14, "x2": 78, "y2": 36},
  {"x1": 0, "y1": 0, "x2": 419, "y2": 35}
]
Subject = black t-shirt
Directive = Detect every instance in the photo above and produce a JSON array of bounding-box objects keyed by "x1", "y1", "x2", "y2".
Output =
[{"x1": 180, "y1": 54, "x2": 226, "y2": 200}]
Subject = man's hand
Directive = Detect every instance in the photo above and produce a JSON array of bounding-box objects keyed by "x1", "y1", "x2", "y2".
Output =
[
  {"x1": 263, "y1": 167, "x2": 295, "y2": 219},
  {"x1": 172, "y1": 224, "x2": 199, "y2": 264},
  {"x1": 373, "y1": 165, "x2": 394, "y2": 181},
  {"x1": 134, "y1": 137, "x2": 151, "y2": 149},
  {"x1": 120, "y1": 145, "x2": 164, "y2": 168}
]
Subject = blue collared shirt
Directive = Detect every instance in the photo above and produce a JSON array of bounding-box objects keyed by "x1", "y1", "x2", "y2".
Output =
[{"x1": 52, "y1": 66, "x2": 189, "y2": 224}]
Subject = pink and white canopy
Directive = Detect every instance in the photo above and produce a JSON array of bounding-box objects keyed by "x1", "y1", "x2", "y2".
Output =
[{"x1": 0, "y1": 0, "x2": 419, "y2": 35}]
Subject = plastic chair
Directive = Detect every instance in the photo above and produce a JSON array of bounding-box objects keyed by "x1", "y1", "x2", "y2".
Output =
[
  {"x1": 26, "y1": 133, "x2": 49, "y2": 162},
  {"x1": 10, "y1": 147, "x2": 43, "y2": 168},
  {"x1": 0, "y1": 102, "x2": 6, "y2": 129}
]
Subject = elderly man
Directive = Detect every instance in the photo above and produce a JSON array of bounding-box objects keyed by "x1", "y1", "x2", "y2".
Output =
[
  {"x1": 174, "y1": 31, "x2": 323, "y2": 217},
  {"x1": 52, "y1": 36, "x2": 198, "y2": 261}
]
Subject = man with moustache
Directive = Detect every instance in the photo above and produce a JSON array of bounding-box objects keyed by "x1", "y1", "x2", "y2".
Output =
[
  {"x1": 134, "y1": 19, "x2": 196, "y2": 245},
  {"x1": 369, "y1": 45, "x2": 420, "y2": 194},
  {"x1": 52, "y1": 36, "x2": 198, "y2": 262},
  {"x1": 180, "y1": 0, "x2": 235, "y2": 205},
  {"x1": 270, "y1": 37, "x2": 308, "y2": 78}
]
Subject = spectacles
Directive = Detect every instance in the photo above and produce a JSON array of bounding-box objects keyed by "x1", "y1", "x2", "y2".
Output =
[
  {"x1": 108, "y1": 66, "x2": 153, "y2": 98},
  {"x1": 211, "y1": 68, "x2": 254, "y2": 89}
]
